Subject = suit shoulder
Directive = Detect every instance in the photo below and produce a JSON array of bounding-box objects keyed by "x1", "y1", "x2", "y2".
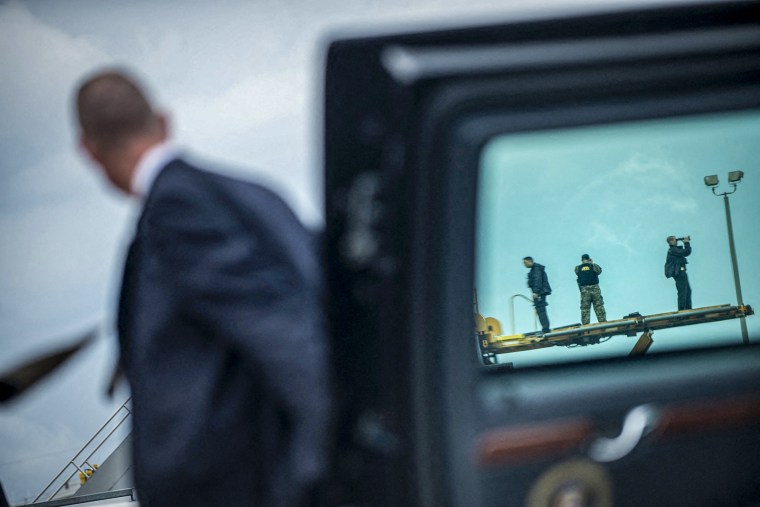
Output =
[
  {"x1": 150, "y1": 159, "x2": 306, "y2": 234},
  {"x1": 150, "y1": 159, "x2": 281, "y2": 207},
  {"x1": 142, "y1": 161, "x2": 236, "y2": 233}
]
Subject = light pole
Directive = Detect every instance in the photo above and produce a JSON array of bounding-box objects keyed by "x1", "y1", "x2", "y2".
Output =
[{"x1": 703, "y1": 171, "x2": 749, "y2": 345}]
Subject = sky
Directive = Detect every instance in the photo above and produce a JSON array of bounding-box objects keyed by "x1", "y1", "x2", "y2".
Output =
[
  {"x1": 478, "y1": 110, "x2": 760, "y2": 367},
  {"x1": 0, "y1": 0, "x2": 726, "y2": 504}
]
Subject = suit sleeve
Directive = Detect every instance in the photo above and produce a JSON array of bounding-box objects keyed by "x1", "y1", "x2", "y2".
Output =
[{"x1": 146, "y1": 182, "x2": 331, "y2": 486}]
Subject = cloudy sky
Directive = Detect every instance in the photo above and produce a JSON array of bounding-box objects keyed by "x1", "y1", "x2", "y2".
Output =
[{"x1": 0, "y1": 0, "x2": 725, "y2": 504}]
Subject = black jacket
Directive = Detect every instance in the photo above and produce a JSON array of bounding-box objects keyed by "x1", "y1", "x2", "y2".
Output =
[
  {"x1": 665, "y1": 243, "x2": 691, "y2": 278},
  {"x1": 527, "y1": 263, "x2": 552, "y2": 295}
]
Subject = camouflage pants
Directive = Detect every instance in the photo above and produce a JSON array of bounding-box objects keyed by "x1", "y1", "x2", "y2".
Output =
[{"x1": 580, "y1": 284, "x2": 607, "y2": 325}]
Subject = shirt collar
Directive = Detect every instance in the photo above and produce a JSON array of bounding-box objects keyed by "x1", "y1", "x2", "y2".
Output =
[{"x1": 130, "y1": 141, "x2": 181, "y2": 197}]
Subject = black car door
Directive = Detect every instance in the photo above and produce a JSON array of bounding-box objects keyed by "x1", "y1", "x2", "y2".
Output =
[{"x1": 323, "y1": 2, "x2": 760, "y2": 505}]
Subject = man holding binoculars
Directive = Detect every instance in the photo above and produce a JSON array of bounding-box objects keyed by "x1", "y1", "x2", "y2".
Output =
[{"x1": 665, "y1": 235, "x2": 692, "y2": 310}]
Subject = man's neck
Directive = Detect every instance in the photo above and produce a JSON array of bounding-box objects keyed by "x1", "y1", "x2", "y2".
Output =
[
  {"x1": 105, "y1": 137, "x2": 164, "y2": 195},
  {"x1": 131, "y1": 140, "x2": 180, "y2": 197}
]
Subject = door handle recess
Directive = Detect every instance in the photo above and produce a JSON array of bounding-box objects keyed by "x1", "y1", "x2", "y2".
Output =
[{"x1": 588, "y1": 404, "x2": 660, "y2": 463}]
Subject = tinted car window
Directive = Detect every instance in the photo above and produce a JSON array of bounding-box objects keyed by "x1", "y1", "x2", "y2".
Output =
[{"x1": 476, "y1": 109, "x2": 760, "y2": 368}]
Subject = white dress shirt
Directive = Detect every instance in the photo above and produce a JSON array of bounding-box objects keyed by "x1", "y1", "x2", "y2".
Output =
[{"x1": 130, "y1": 141, "x2": 182, "y2": 198}]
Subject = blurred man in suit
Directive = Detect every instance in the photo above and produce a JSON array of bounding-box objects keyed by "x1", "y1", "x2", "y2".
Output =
[{"x1": 75, "y1": 69, "x2": 331, "y2": 507}]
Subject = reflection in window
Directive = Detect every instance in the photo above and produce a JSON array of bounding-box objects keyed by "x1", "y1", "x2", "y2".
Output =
[{"x1": 476, "y1": 110, "x2": 760, "y2": 368}]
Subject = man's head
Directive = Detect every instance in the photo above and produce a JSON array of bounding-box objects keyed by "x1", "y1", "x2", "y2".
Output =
[
  {"x1": 76, "y1": 69, "x2": 167, "y2": 193},
  {"x1": 523, "y1": 256, "x2": 534, "y2": 268},
  {"x1": 581, "y1": 253, "x2": 591, "y2": 263},
  {"x1": 667, "y1": 235, "x2": 677, "y2": 246}
]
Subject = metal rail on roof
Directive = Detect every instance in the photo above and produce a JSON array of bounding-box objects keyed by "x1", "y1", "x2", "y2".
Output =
[
  {"x1": 32, "y1": 398, "x2": 132, "y2": 503},
  {"x1": 478, "y1": 304, "x2": 754, "y2": 358},
  {"x1": 19, "y1": 488, "x2": 134, "y2": 507}
]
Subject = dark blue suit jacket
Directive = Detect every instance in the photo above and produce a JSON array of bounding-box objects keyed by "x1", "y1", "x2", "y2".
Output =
[{"x1": 118, "y1": 158, "x2": 331, "y2": 506}]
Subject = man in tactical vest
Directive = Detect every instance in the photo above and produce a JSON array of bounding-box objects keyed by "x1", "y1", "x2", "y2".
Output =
[
  {"x1": 523, "y1": 257, "x2": 552, "y2": 334},
  {"x1": 665, "y1": 235, "x2": 692, "y2": 310},
  {"x1": 575, "y1": 254, "x2": 607, "y2": 325}
]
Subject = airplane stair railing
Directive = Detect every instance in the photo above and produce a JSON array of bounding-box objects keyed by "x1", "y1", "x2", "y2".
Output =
[{"x1": 33, "y1": 397, "x2": 132, "y2": 503}]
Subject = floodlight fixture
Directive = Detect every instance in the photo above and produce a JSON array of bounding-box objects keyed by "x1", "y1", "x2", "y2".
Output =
[
  {"x1": 703, "y1": 170, "x2": 748, "y2": 345},
  {"x1": 703, "y1": 174, "x2": 719, "y2": 187},
  {"x1": 727, "y1": 170, "x2": 744, "y2": 183}
]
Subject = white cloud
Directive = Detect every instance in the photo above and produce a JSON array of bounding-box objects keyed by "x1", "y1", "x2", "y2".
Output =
[
  {"x1": 613, "y1": 152, "x2": 699, "y2": 215},
  {"x1": 3, "y1": 149, "x2": 106, "y2": 209},
  {"x1": 0, "y1": 2, "x2": 110, "y2": 75},
  {"x1": 134, "y1": 26, "x2": 184, "y2": 74},
  {"x1": 0, "y1": 2, "x2": 112, "y2": 155},
  {"x1": 562, "y1": 150, "x2": 698, "y2": 220},
  {"x1": 0, "y1": 413, "x2": 80, "y2": 504},
  {"x1": 0, "y1": 149, "x2": 133, "y2": 356},
  {"x1": 0, "y1": 3, "x2": 132, "y2": 355},
  {"x1": 176, "y1": 69, "x2": 307, "y2": 142},
  {"x1": 644, "y1": 193, "x2": 699, "y2": 214},
  {"x1": 0, "y1": 196, "x2": 131, "y2": 345},
  {"x1": 616, "y1": 151, "x2": 681, "y2": 177},
  {"x1": 0, "y1": 415, "x2": 77, "y2": 464},
  {"x1": 586, "y1": 220, "x2": 636, "y2": 255},
  {"x1": 169, "y1": 69, "x2": 319, "y2": 222}
]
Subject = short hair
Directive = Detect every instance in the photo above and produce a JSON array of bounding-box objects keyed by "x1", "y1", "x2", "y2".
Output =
[
  {"x1": 76, "y1": 69, "x2": 158, "y2": 147},
  {"x1": 666, "y1": 235, "x2": 677, "y2": 243},
  {"x1": 523, "y1": 256, "x2": 533, "y2": 262}
]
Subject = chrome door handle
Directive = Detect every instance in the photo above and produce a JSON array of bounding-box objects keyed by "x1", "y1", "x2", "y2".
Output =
[{"x1": 589, "y1": 404, "x2": 660, "y2": 462}]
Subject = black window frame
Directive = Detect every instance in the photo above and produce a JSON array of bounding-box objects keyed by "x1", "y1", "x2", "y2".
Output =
[{"x1": 323, "y1": 2, "x2": 760, "y2": 505}]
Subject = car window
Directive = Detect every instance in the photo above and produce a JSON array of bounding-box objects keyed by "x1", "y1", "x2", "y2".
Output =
[{"x1": 476, "y1": 109, "x2": 760, "y2": 368}]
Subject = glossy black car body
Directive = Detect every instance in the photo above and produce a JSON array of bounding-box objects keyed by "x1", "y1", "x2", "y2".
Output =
[{"x1": 323, "y1": 2, "x2": 760, "y2": 505}]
